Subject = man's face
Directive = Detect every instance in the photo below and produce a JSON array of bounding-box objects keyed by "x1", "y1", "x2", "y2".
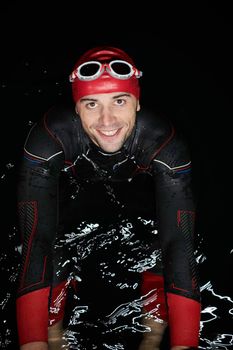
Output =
[{"x1": 75, "y1": 92, "x2": 140, "y2": 153}]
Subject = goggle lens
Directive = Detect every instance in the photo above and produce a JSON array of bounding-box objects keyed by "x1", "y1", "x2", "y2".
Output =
[
  {"x1": 110, "y1": 61, "x2": 132, "y2": 75},
  {"x1": 79, "y1": 62, "x2": 101, "y2": 78}
]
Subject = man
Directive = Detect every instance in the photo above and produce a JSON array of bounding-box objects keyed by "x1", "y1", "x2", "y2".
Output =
[{"x1": 16, "y1": 46, "x2": 201, "y2": 350}]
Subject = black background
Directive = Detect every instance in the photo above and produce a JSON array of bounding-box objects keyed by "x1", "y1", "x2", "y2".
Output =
[{"x1": 0, "y1": 1, "x2": 232, "y2": 349}]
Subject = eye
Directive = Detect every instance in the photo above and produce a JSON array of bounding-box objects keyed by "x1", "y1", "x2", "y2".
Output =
[
  {"x1": 86, "y1": 101, "x2": 97, "y2": 109},
  {"x1": 114, "y1": 98, "x2": 125, "y2": 106}
]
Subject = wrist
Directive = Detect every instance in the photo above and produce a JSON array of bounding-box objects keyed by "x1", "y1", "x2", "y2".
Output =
[{"x1": 20, "y1": 341, "x2": 48, "y2": 350}]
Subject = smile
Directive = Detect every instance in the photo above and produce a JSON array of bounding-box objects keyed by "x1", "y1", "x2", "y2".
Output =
[{"x1": 97, "y1": 128, "x2": 121, "y2": 137}]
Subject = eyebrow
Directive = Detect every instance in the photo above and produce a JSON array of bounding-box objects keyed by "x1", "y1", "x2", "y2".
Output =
[
  {"x1": 112, "y1": 93, "x2": 131, "y2": 99},
  {"x1": 79, "y1": 93, "x2": 131, "y2": 103},
  {"x1": 79, "y1": 97, "x2": 98, "y2": 103}
]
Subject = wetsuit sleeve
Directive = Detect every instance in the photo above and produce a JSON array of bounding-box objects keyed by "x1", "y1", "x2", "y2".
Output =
[
  {"x1": 152, "y1": 133, "x2": 201, "y2": 348},
  {"x1": 16, "y1": 117, "x2": 64, "y2": 346}
]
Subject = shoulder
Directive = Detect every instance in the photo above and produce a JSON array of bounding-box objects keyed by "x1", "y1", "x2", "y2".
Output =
[
  {"x1": 131, "y1": 109, "x2": 191, "y2": 171},
  {"x1": 136, "y1": 108, "x2": 173, "y2": 135},
  {"x1": 44, "y1": 103, "x2": 78, "y2": 137},
  {"x1": 154, "y1": 138, "x2": 192, "y2": 174},
  {"x1": 24, "y1": 103, "x2": 78, "y2": 162},
  {"x1": 136, "y1": 109, "x2": 175, "y2": 153},
  {"x1": 151, "y1": 117, "x2": 192, "y2": 173},
  {"x1": 127, "y1": 108, "x2": 174, "y2": 166}
]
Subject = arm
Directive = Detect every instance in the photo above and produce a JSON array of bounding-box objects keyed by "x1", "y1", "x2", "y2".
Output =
[
  {"x1": 20, "y1": 321, "x2": 68, "y2": 350},
  {"x1": 16, "y1": 118, "x2": 64, "y2": 348},
  {"x1": 153, "y1": 134, "x2": 201, "y2": 348}
]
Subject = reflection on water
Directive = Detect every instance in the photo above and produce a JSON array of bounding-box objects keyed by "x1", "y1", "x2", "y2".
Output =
[{"x1": 1, "y1": 163, "x2": 232, "y2": 350}]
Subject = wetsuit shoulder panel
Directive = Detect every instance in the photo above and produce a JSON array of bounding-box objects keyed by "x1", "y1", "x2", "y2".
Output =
[
  {"x1": 153, "y1": 131, "x2": 192, "y2": 174},
  {"x1": 126, "y1": 109, "x2": 175, "y2": 167},
  {"x1": 44, "y1": 104, "x2": 88, "y2": 161}
]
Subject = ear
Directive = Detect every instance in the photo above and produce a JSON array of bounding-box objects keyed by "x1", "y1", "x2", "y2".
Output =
[
  {"x1": 75, "y1": 103, "x2": 80, "y2": 116},
  {"x1": 136, "y1": 101, "x2": 141, "y2": 111}
]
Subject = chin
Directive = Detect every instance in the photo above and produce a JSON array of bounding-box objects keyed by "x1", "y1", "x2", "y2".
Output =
[
  {"x1": 100, "y1": 146, "x2": 121, "y2": 153},
  {"x1": 99, "y1": 142, "x2": 123, "y2": 153}
]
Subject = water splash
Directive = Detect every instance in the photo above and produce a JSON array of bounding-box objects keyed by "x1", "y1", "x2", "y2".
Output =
[{"x1": 1, "y1": 166, "x2": 232, "y2": 349}]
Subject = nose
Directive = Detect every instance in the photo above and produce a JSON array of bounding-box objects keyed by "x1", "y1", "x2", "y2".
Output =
[{"x1": 98, "y1": 106, "x2": 116, "y2": 127}]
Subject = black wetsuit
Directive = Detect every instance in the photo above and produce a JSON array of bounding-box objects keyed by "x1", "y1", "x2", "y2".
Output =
[{"x1": 16, "y1": 104, "x2": 201, "y2": 347}]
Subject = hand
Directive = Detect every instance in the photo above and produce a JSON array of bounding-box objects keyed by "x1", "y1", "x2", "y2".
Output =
[
  {"x1": 20, "y1": 321, "x2": 69, "y2": 350},
  {"x1": 138, "y1": 317, "x2": 167, "y2": 350},
  {"x1": 48, "y1": 320, "x2": 69, "y2": 350},
  {"x1": 20, "y1": 342, "x2": 48, "y2": 350}
]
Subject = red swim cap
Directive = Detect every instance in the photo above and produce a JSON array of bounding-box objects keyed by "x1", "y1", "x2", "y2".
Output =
[{"x1": 70, "y1": 46, "x2": 142, "y2": 102}]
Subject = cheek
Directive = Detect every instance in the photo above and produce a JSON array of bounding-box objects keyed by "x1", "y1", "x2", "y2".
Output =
[
  {"x1": 128, "y1": 115, "x2": 136, "y2": 128},
  {"x1": 82, "y1": 119, "x2": 98, "y2": 136},
  {"x1": 82, "y1": 121, "x2": 92, "y2": 132},
  {"x1": 79, "y1": 114, "x2": 91, "y2": 127}
]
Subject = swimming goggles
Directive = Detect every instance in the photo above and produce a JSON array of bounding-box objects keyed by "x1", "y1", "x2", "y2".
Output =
[{"x1": 69, "y1": 60, "x2": 143, "y2": 82}]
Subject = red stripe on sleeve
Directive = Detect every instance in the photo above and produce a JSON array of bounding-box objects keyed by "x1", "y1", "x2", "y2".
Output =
[
  {"x1": 48, "y1": 281, "x2": 68, "y2": 326},
  {"x1": 167, "y1": 292, "x2": 201, "y2": 348},
  {"x1": 16, "y1": 287, "x2": 50, "y2": 345},
  {"x1": 141, "y1": 271, "x2": 168, "y2": 322}
]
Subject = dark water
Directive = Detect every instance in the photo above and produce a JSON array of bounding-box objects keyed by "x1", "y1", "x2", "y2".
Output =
[{"x1": 1, "y1": 3, "x2": 233, "y2": 348}]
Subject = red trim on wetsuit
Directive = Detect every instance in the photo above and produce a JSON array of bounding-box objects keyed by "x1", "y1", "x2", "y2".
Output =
[
  {"x1": 167, "y1": 292, "x2": 201, "y2": 348},
  {"x1": 141, "y1": 271, "x2": 168, "y2": 322},
  {"x1": 16, "y1": 287, "x2": 50, "y2": 345},
  {"x1": 49, "y1": 281, "x2": 69, "y2": 326}
]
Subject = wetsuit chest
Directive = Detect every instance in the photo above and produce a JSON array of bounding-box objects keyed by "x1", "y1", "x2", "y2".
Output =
[
  {"x1": 45, "y1": 104, "x2": 173, "y2": 183},
  {"x1": 66, "y1": 147, "x2": 142, "y2": 182}
]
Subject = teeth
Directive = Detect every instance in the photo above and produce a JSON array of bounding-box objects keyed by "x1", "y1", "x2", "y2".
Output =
[{"x1": 100, "y1": 129, "x2": 118, "y2": 136}]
